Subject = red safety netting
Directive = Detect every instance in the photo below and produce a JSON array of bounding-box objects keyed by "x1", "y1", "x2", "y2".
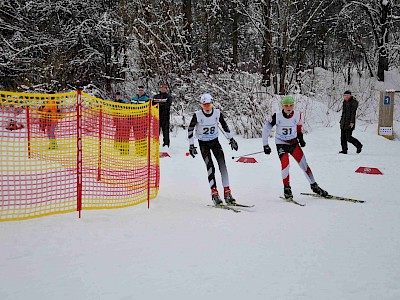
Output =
[{"x1": 0, "y1": 91, "x2": 159, "y2": 221}]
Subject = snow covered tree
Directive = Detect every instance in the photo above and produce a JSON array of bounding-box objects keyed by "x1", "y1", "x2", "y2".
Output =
[
  {"x1": 0, "y1": 0, "x2": 132, "y2": 92},
  {"x1": 337, "y1": 0, "x2": 400, "y2": 81}
]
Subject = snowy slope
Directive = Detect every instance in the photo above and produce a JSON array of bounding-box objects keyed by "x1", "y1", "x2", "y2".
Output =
[{"x1": 1, "y1": 113, "x2": 400, "y2": 300}]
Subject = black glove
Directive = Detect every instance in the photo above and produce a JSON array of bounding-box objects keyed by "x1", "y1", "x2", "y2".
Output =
[
  {"x1": 263, "y1": 145, "x2": 271, "y2": 155},
  {"x1": 299, "y1": 139, "x2": 306, "y2": 147},
  {"x1": 189, "y1": 145, "x2": 197, "y2": 158},
  {"x1": 229, "y1": 138, "x2": 238, "y2": 151},
  {"x1": 297, "y1": 132, "x2": 306, "y2": 147}
]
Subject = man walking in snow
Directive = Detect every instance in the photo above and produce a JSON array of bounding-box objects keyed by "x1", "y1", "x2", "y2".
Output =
[
  {"x1": 187, "y1": 93, "x2": 239, "y2": 206},
  {"x1": 339, "y1": 90, "x2": 363, "y2": 154},
  {"x1": 262, "y1": 95, "x2": 329, "y2": 200}
]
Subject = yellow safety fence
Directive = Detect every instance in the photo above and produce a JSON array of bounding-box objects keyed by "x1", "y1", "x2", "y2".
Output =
[{"x1": 0, "y1": 91, "x2": 160, "y2": 221}]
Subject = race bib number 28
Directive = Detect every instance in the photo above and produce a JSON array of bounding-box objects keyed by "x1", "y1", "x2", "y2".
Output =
[{"x1": 203, "y1": 126, "x2": 216, "y2": 135}]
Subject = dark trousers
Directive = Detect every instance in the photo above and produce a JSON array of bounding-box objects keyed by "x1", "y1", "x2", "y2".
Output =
[
  {"x1": 160, "y1": 117, "x2": 170, "y2": 146},
  {"x1": 341, "y1": 128, "x2": 362, "y2": 151},
  {"x1": 199, "y1": 139, "x2": 229, "y2": 189}
]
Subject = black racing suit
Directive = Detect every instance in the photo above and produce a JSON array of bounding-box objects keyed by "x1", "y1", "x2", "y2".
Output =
[{"x1": 188, "y1": 110, "x2": 232, "y2": 189}]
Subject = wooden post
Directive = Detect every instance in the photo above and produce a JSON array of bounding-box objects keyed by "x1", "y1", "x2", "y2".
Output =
[{"x1": 378, "y1": 91, "x2": 395, "y2": 139}]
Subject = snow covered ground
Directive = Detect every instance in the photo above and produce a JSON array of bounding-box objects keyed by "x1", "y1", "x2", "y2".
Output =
[{"x1": 1, "y1": 108, "x2": 400, "y2": 300}]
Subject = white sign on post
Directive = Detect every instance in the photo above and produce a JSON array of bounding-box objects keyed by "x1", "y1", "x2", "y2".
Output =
[{"x1": 379, "y1": 127, "x2": 393, "y2": 136}]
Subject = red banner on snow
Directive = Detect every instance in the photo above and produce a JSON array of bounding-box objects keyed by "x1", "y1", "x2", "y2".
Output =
[
  {"x1": 236, "y1": 157, "x2": 257, "y2": 163},
  {"x1": 355, "y1": 167, "x2": 383, "y2": 175}
]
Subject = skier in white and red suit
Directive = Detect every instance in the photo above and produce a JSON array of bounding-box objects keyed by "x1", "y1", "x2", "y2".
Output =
[
  {"x1": 187, "y1": 93, "x2": 239, "y2": 206},
  {"x1": 262, "y1": 95, "x2": 329, "y2": 200}
]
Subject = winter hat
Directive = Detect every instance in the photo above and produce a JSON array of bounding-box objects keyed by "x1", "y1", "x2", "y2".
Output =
[
  {"x1": 281, "y1": 95, "x2": 295, "y2": 105},
  {"x1": 200, "y1": 93, "x2": 213, "y2": 104},
  {"x1": 344, "y1": 90, "x2": 352, "y2": 95}
]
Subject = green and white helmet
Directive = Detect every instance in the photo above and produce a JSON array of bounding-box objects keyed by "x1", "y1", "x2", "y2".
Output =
[{"x1": 281, "y1": 95, "x2": 295, "y2": 105}]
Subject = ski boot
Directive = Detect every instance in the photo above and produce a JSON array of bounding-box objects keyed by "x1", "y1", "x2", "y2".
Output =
[
  {"x1": 310, "y1": 182, "x2": 329, "y2": 197},
  {"x1": 223, "y1": 187, "x2": 236, "y2": 205},
  {"x1": 211, "y1": 188, "x2": 223, "y2": 206},
  {"x1": 356, "y1": 144, "x2": 363, "y2": 154},
  {"x1": 284, "y1": 185, "x2": 293, "y2": 200}
]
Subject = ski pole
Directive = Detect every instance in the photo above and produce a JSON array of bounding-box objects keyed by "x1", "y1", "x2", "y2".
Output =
[
  {"x1": 218, "y1": 124, "x2": 229, "y2": 140},
  {"x1": 232, "y1": 151, "x2": 264, "y2": 159}
]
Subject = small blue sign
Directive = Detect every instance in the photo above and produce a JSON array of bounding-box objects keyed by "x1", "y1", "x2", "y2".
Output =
[{"x1": 384, "y1": 95, "x2": 391, "y2": 105}]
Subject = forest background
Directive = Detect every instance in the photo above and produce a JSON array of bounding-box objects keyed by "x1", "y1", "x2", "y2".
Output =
[{"x1": 1, "y1": 0, "x2": 399, "y2": 136}]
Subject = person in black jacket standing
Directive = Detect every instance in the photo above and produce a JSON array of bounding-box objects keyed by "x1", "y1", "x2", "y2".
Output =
[
  {"x1": 339, "y1": 90, "x2": 363, "y2": 154},
  {"x1": 153, "y1": 84, "x2": 172, "y2": 147}
]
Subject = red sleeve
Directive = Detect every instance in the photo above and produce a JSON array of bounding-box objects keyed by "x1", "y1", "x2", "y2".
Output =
[
  {"x1": 297, "y1": 124, "x2": 302, "y2": 133},
  {"x1": 297, "y1": 112, "x2": 302, "y2": 133}
]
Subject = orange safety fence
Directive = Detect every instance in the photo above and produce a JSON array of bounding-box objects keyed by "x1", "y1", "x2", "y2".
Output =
[{"x1": 0, "y1": 91, "x2": 160, "y2": 221}]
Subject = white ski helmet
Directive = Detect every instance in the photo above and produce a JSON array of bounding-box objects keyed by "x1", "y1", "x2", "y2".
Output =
[{"x1": 200, "y1": 93, "x2": 213, "y2": 104}]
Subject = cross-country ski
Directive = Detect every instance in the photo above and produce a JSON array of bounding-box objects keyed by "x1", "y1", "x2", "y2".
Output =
[{"x1": 300, "y1": 193, "x2": 365, "y2": 203}]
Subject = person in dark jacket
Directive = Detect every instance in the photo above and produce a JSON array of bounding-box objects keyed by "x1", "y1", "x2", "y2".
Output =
[
  {"x1": 153, "y1": 84, "x2": 172, "y2": 147},
  {"x1": 339, "y1": 90, "x2": 363, "y2": 154},
  {"x1": 131, "y1": 85, "x2": 150, "y2": 104}
]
